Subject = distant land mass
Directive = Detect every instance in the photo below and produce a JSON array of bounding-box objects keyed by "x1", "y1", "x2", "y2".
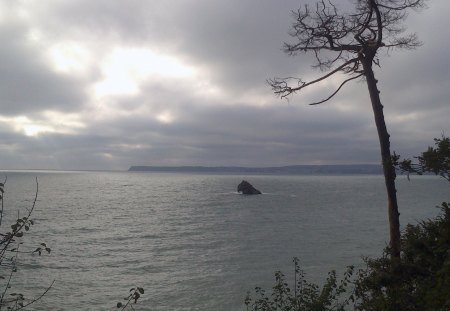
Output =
[{"x1": 128, "y1": 164, "x2": 383, "y2": 175}]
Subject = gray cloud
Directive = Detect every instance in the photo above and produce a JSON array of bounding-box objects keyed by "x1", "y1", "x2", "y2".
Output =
[
  {"x1": 0, "y1": 21, "x2": 90, "y2": 115},
  {"x1": 0, "y1": 0, "x2": 448, "y2": 170}
]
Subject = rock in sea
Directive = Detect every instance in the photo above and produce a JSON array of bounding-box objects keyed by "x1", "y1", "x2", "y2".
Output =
[{"x1": 237, "y1": 180, "x2": 262, "y2": 195}]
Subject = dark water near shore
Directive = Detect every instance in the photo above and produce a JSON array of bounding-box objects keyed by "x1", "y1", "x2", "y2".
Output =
[{"x1": 0, "y1": 171, "x2": 448, "y2": 310}]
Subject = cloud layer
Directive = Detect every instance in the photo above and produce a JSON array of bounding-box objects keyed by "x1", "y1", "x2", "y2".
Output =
[{"x1": 0, "y1": 0, "x2": 448, "y2": 170}]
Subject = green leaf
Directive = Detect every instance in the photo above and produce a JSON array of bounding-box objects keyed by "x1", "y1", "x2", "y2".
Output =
[
  {"x1": 45, "y1": 248, "x2": 51, "y2": 254},
  {"x1": 116, "y1": 302, "x2": 123, "y2": 308},
  {"x1": 138, "y1": 287, "x2": 144, "y2": 294},
  {"x1": 16, "y1": 232, "x2": 23, "y2": 237}
]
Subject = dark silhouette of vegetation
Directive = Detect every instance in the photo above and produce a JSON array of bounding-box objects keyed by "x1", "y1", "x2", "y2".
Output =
[
  {"x1": 269, "y1": 0, "x2": 427, "y2": 258},
  {"x1": 116, "y1": 286, "x2": 145, "y2": 310},
  {"x1": 397, "y1": 135, "x2": 450, "y2": 181},
  {"x1": 354, "y1": 202, "x2": 450, "y2": 311},
  {"x1": 245, "y1": 203, "x2": 449, "y2": 311},
  {"x1": 245, "y1": 258, "x2": 356, "y2": 311},
  {"x1": 0, "y1": 178, "x2": 53, "y2": 310}
]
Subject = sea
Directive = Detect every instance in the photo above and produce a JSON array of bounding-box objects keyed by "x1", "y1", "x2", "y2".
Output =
[{"x1": 0, "y1": 171, "x2": 448, "y2": 310}]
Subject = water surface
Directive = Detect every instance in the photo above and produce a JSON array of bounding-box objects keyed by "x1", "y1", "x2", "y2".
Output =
[{"x1": 0, "y1": 171, "x2": 447, "y2": 310}]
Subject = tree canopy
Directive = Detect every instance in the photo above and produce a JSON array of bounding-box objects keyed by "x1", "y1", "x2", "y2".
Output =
[{"x1": 269, "y1": 0, "x2": 426, "y2": 103}]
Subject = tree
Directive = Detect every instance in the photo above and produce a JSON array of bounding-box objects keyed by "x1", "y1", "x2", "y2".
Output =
[
  {"x1": 269, "y1": 0, "x2": 426, "y2": 258},
  {"x1": 398, "y1": 135, "x2": 450, "y2": 181}
]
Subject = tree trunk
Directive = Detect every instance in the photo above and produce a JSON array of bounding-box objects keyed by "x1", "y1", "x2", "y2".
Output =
[{"x1": 362, "y1": 58, "x2": 401, "y2": 258}]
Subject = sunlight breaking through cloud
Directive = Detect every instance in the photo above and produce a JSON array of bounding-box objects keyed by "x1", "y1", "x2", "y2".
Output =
[
  {"x1": 0, "y1": 112, "x2": 85, "y2": 137},
  {"x1": 156, "y1": 111, "x2": 175, "y2": 124},
  {"x1": 94, "y1": 47, "x2": 195, "y2": 98},
  {"x1": 49, "y1": 41, "x2": 92, "y2": 74}
]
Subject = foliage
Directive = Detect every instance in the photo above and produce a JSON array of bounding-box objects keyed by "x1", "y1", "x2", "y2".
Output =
[
  {"x1": 116, "y1": 286, "x2": 145, "y2": 310},
  {"x1": 355, "y1": 202, "x2": 450, "y2": 311},
  {"x1": 397, "y1": 135, "x2": 450, "y2": 181},
  {"x1": 0, "y1": 178, "x2": 53, "y2": 310},
  {"x1": 245, "y1": 204, "x2": 450, "y2": 311},
  {"x1": 245, "y1": 258, "x2": 356, "y2": 311}
]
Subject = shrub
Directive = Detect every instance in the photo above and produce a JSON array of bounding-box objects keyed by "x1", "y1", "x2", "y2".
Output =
[
  {"x1": 245, "y1": 258, "x2": 355, "y2": 311},
  {"x1": 246, "y1": 203, "x2": 450, "y2": 311},
  {"x1": 355, "y1": 202, "x2": 450, "y2": 311}
]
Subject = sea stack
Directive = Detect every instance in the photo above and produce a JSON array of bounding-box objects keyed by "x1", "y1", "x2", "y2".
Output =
[{"x1": 237, "y1": 180, "x2": 262, "y2": 195}]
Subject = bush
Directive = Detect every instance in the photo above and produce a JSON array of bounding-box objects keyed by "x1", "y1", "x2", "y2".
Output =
[
  {"x1": 246, "y1": 203, "x2": 450, "y2": 311},
  {"x1": 245, "y1": 258, "x2": 356, "y2": 311},
  {"x1": 355, "y1": 202, "x2": 450, "y2": 311}
]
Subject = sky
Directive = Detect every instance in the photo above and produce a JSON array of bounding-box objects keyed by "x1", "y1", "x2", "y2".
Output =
[{"x1": 0, "y1": 0, "x2": 449, "y2": 171}]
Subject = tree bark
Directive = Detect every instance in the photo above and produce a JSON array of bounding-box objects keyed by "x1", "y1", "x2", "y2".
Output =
[{"x1": 362, "y1": 58, "x2": 401, "y2": 258}]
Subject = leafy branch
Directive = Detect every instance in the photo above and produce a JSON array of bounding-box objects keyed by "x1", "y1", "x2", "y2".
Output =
[
  {"x1": 116, "y1": 286, "x2": 145, "y2": 310},
  {"x1": 0, "y1": 177, "x2": 53, "y2": 310}
]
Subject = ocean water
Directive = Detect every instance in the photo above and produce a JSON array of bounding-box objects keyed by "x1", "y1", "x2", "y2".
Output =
[{"x1": 0, "y1": 171, "x2": 448, "y2": 310}]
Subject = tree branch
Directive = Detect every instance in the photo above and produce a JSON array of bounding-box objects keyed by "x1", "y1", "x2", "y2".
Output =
[
  {"x1": 309, "y1": 73, "x2": 364, "y2": 105},
  {"x1": 377, "y1": 0, "x2": 426, "y2": 11},
  {"x1": 269, "y1": 57, "x2": 359, "y2": 98},
  {"x1": 372, "y1": 0, "x2": 384, "y2": 47},
  {"x1": 15, "y1": 280, "x2": 55, "y2": 310}
]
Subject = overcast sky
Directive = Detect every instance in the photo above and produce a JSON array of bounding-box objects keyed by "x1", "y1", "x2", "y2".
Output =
[{"x1": 0, "y1": 0, "x2": 448, "y2": 170}]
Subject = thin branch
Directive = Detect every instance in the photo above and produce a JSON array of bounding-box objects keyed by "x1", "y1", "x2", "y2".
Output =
[
  {"x1": 0, "y1": 252, "x2": 16, "y2": 308},
  {"x1": 309, "y1": 73, "x2": 364, "y2": 105},
  {"x1": 0, "y1": 177, "x2": 6, "y2": 227},
  {"x1": 270, "y1": 57, "x2": 359, "y2": 98},
  {"x1": 372, "y1": 0, "x2": 384, "y2": 47},
  {"x1": 15, "y1": 280, "x2": 55, "y2": 310},
  {"x1": 377, "y1": 0, "x2": 425, "y2": 11},
  {"x1": 354, "y1": 1, "x2": 374, "y2": 44},
  {"x1": 0, "y1": 178, "x2": 38, "y2": 258}
]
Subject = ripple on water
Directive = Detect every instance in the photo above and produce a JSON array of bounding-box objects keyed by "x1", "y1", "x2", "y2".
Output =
[{"x1": 1, "y1": 172, "x2": 447, "y2": 310}]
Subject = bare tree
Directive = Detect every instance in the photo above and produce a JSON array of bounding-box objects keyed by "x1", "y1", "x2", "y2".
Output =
[{"x1": 270, "y1": 0, "x2": 426, "y2": 258}]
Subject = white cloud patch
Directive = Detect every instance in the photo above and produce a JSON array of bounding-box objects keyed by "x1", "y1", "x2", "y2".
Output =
[
  {"x1": 48, "y1": 41, "x2": 92, "y2": 74},
  {"x1": 0, "y1": 112, "x2": 85, "y2": 137},
  {"x1": 94, "y1": 47, "x2": 195, "y2": 98}
]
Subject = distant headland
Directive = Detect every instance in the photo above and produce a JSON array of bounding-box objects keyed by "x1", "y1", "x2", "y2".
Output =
[{"x1": 128, "y1": 164, "x2": 382, "y2": 175}]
